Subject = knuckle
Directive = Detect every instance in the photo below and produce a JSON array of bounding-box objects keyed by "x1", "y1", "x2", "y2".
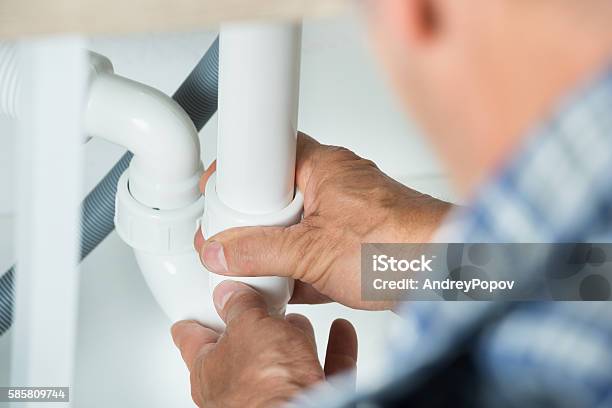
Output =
[
  {"x1": 285, "y1": 332, "x2": 314, "y2": 352},
  {"x1": 326, "y1": 145, "x2": 356, "y2": 161},
  {"x1": 227, "y1": 304, "x2": 267, "y2": 328},
  {"x1": 326, "y1": 146, "x2": 379, "y2": 170},
  {"x1": 285, "y1": 313, "x2": 309, "y2": 326},
  {"x1": 286, "y1": 226, "x2": 322, "y2": 281},
  {"x1": 357, "y1": 157, "x2": 379, "y2": 170},
  {"x1": 295, "y1": 368, "x2": 325, "y2": 387},
  {"x1": 239, "y1": 306, "x2": 268, "y2": 324},
  {"x1": 229, "y1": 227, "x2": 270, "y2": 273},
  {"x1": 224, "y1": 233, "x2": 259, "y2": 273}
]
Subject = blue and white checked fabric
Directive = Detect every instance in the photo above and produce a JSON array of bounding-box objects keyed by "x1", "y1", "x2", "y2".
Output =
[
  {"x1": 295, "y1": 66, "x2": 612, "y2": 407},
  {"x1": 388, "y1": 66, "x2": 612, "y2": 407}
]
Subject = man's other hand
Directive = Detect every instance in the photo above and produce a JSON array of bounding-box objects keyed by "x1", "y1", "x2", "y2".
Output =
[{"x1": 171, "y1": 281, "x2": 358, "y2": 408}]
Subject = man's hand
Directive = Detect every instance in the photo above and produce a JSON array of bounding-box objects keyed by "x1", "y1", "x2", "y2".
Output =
[
  {"x1": 172, "y1": 280, "x2": 358, "y2": 408},
  {"x1": 195, "y1": 133, "x2": 452, "y2": 310}
]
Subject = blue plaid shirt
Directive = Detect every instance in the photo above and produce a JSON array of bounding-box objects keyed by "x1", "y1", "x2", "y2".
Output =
[{"x1": 296, "y1": 66, "x2": 612, "y2": 407}]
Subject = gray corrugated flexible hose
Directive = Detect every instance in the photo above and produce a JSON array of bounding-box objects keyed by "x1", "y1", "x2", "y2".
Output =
[
  {"x1": 0, "y1": 37, "x2": 219, "y2": 335},
  {"x1": 0, "y1": 267, "x2": 12, "y2": 334}
]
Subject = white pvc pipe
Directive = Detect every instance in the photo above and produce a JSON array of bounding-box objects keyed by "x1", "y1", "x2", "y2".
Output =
[
  {"x1": 202, "y1": 22, "x2": 302, "y2": 318},
  {"x1": 12, "y1": 37, "x2": 85, "y2": 404},
  {"x1": 85, "y1": 67, "x2": 216, "y2": 327},
  {"x1": 134, "y1": 250, "x2": 223, "y2": 330},
  {"x1": 85, "y1": 73, "x2": 202, "y2": 210},
  {"x1": 217, "y1": 22, "x2": 302, "y2": 214}
]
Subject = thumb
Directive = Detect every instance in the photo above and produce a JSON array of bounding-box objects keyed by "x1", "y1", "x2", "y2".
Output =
[
  {"x1": 199, "y1": 223, "x2": 319, "y2": 281},
  {"x1": 212, "y1": 280, "x2": 268, "y2": 324}
]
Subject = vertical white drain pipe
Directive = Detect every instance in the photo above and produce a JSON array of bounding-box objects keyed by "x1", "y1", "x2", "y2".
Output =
[
  {"x1": 203, "y1": 22, "x2": 303, "y2": 316},
  {"x1": 217, "y1": 22, "x2": 302, "y2": 214}
]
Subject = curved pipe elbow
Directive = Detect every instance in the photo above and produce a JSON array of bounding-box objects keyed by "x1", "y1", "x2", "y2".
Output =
[
  {"x1": 134, "y1": 249, "x2": 223, "y2": 330},
  {"x1": 85, "y1": 73, "x2": 202, "y2": 209},
  {"x1": 85, "y1": 56, "x2": 211, "y2": 325}
]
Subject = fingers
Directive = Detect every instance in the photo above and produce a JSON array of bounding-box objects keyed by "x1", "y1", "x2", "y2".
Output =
[
  {"x1": 295, "y1": 132, "x2": 322, "y2": 193},
  {"x1": 171, "y1": 320, "x2": 220, "y2": 372},
  {"x1": 324, "y1": 319, "x2": 358, "y2": 382},
  {"x1": 194, "y1": 160, "x2": 216, "y2": 253},
  {"x1": 286, "y1": 313, "x2": 317, "y2": 350},
  {"x1": 290, "y1": 282, "x2": 331, "y2": 305},
  {"x1": 199, "y1": 224, "x2": 317, "y2": 281},
  {"x1": 212, "y1": 280, "x2": 269, "y2": 325},
  {"x1": 194, "y1": 229, "x2": 205, "y2": 253},
  {"x1": 199, "y1": 160, "x2": 217, "y2": 193}
]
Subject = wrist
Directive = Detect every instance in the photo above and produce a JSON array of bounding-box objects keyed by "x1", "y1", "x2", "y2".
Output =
[{"x1": 396, "y1": 196, "x2": 454, "y2": 243}]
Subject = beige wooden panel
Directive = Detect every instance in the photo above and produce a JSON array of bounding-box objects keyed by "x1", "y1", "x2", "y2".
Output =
[{"x1": 0, "y1": 0, "x2": 349, "y2": 39}]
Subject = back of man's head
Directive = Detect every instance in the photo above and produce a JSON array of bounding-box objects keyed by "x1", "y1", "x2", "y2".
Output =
[{"x1": 365, "y1": 0, "x2": 612, "y2": 194}]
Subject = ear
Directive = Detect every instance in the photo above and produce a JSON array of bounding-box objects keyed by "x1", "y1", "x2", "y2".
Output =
[{"x1": 376, "y1": 0, "x2": 441, "y2": 48}]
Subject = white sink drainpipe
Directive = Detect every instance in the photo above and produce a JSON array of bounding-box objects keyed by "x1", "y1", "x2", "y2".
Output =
[
  {"x1": 84, "y1": 53, "x2": 223, "y2": 329},
  {"x1": 203, "y1": 22, "x2": 303, "y2": 316},
  {"x1": 0, "y1": 23, "x2": 303, "y2": 333}
]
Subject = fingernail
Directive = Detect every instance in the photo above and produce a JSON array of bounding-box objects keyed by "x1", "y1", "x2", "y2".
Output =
[
  {"x1": 201, "y1": 241, "x2": 228, "y2": 273},
  {"x1": 213, "y1": 280, "x2": 245, "y2": 311}
]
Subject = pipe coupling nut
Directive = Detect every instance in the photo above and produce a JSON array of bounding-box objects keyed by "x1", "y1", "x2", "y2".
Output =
[
  {"x1": 202, "y1": 173, "x2": 303, "y2": 238},
  {"x1": 115, "y1": 172, "x2": 205, "y2": 254}
]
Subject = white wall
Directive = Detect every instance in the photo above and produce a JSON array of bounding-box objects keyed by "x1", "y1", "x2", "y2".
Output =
[{"x1": 0, "y1": 12, "x2": 453, "y2": 407}]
